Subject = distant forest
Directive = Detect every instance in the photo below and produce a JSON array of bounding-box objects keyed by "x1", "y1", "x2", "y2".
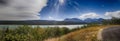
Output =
[{"x1": 103, "y1": 17, "x2": 120, "y2": 25}]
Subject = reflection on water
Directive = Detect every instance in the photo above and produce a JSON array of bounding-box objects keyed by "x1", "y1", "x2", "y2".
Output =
[{"x1": 0, "y1": 25, "x2": 86, "y2": 29}]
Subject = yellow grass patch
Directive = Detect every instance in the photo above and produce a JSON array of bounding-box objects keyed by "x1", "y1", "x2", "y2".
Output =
[{"x1": 44, "y1": 25, "x2": 120, "y2": 41}]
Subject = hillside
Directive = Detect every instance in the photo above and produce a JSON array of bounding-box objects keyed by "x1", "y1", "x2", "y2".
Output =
[{"x1": 44, "y1": 25, "x2": 120, "y2": 41}]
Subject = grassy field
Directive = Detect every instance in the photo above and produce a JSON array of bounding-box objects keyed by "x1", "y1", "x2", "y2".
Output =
[{"x1": 45, "y1": 25, "x2": 120, "y2": 41}]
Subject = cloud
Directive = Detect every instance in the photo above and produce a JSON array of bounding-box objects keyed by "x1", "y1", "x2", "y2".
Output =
[
  {"x1": 59, "y1": 0, "x2": 64, "y2": 4},
  {"x1": 79, "y1": 12, "x2": 100, "y2": 20},
  {"x1": 48, "y1": 16, "x2": 54, "y2": 20},
  {"x1": 0, "y1": 0, "x2": 47, "y2": 20},
  {"x1": 105, "y1": 11, "x2": 120, "y2": 18}
]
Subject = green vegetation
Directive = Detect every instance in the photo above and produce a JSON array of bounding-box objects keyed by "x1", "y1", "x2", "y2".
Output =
[
  {"x1": 0, "y1": 25, "x2": 83, "y2": 41},
  {"x1": 103, "y1": 17, "x2": 120, "y2": 25},
  {"x1": 0, "y1": 20, "x2": 109, "y2": 41}
]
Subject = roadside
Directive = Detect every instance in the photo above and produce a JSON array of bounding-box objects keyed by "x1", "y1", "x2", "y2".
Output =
[{"x1": 44, "y1": 25, "x2": 120, "y2": 41}]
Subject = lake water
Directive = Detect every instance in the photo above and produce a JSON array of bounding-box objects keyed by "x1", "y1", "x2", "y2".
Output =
[
  {"x1": 0, "y1": 25, "x2": 86, "y2": 29},
  {"x1": 32, "y1": 25, "x2": 85, "y2": 29}
]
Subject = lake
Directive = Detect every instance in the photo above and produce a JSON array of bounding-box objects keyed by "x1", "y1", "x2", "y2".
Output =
[{"x1": 0, "y1": 25, "x2": 86, "y2": 29}]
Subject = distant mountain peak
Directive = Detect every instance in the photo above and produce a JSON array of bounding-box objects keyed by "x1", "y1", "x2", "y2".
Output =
[{"x1": 64, "y1": 18, "x2": 104, "y2": 23}]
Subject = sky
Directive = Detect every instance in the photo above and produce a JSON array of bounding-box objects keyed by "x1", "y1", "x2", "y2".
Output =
[
  {"x1": 0, "y1": 0, "x2": 47, "y2": 20},
  {"x1": 0, "y1": 0, "x2": 120, "y2": 21},
  {"x1": 40, "y1": 0, "x2": 120, "y2": 20}
]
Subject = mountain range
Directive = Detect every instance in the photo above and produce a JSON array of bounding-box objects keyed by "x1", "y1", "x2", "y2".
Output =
[
  {"x1": 64, "y1": 18, "x2": 104, "y2": 23},
  {"x1": 0, "y1": 18, "x2": 104, "y2": 25}
]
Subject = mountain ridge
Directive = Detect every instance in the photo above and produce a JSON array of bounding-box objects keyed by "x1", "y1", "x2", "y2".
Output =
[{"x1": 0, "y1": 18, "x2": 104, "y2": 25}]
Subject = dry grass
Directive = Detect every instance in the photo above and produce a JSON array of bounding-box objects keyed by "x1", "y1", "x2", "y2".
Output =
[{"x1": 44, "y1": 25, "x2": 120, "y2": 41}]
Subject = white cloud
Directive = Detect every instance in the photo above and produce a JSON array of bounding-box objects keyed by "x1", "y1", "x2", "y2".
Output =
[
  {"x1": 0, "y1": 0, "x2": 47, "y2": 20},
  {"x1": 105, "y1": 11, "x2": 120, "y2": 18},
  {"x1": 79, "y1": 12, "x2": 100, "y2": 20},
  {"x1": 59, "y1": 0, "x2": 64, "y2": 4},
  {"x1": 48, "y1": 16, "x2": 54, "y2": 20}
]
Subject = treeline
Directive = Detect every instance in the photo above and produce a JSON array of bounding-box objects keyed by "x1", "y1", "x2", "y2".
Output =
[
  {"x1": 0, "y1": 25, "x2": 82, "y2": 41},
  {"x1": 103, "y1": 17, "x2": 120, "y2": 25}
]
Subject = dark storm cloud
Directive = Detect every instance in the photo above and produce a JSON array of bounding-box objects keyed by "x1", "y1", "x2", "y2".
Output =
[
  {"x1": 0, "y1": 0, "x2": 7, "y2": 4},
  {"x1": 0, "y1": 0, "x2": 47, "y2": 20}
]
